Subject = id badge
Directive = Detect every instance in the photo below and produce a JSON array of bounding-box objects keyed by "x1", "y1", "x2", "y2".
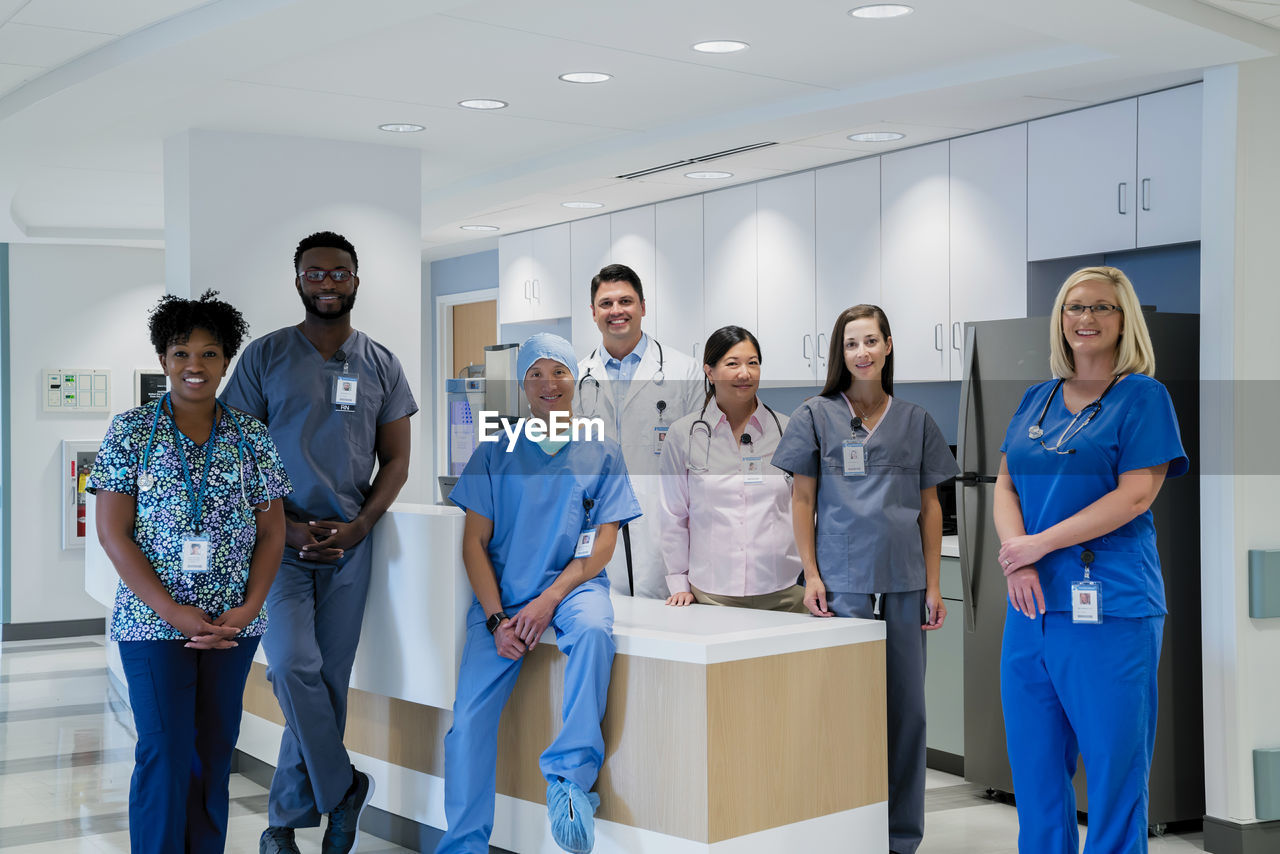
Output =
[
  {"x1": 574, "y1": 528, "x2": 598, "y2": 559},
  {"x1": 1072, "y1": 580, "x2": 1102, "y2": 623},
  {"x1": 333, "y1": 373, "x2": 359, "y2": 413},
  {"x1": 743, "y1": 455, "x2": 764, "y2": 484},
  {"x1": 181, "y1": 535, "x2": 211, "y2": 573},
  {"x1": 842, "y1": 439, "x2": 867, "y2": 477},
  {"x1": 652, "y1": 425, "x2": 669, "y2": 455}
]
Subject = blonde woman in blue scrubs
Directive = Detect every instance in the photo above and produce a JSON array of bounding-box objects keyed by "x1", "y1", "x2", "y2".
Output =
[{"x1": 772, "y1": 304, "x2": 958, "y2": 854}]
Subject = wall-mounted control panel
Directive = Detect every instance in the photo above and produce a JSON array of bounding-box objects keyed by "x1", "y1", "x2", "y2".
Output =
[{"x1": 43, "y1": 368, "x2": 110, "y2": 412}]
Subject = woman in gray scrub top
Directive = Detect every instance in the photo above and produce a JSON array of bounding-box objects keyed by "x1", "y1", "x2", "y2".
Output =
[{"x1": 771, "y1": 304, "x2": 959, "y2": 854}]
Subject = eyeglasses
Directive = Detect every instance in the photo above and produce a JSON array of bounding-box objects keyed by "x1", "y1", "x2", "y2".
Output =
[
  {"x1": 298, "y1": 270, "x2": 355, "y2": 284},
  {"x1": 1062, "y1": 303, "x2": 1121, "y2": 316}
]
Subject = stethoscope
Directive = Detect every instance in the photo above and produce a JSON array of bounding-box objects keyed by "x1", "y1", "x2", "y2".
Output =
[
  {"x1": 687, "y1": 398, "x2": 783, "y2": 473},
  {"x1": 577, "y1": 338, "x2": 666, "y2": 418},
  {"x1": 137, "y1": 393, "x2": 270, "y2": 514},
  {"x1": 1028, "y1": 375, "x2": 1119, "y2": 454}
]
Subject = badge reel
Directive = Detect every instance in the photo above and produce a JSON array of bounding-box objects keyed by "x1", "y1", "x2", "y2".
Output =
[
  {"x1": 574, "y1": 497, "x2": 597, "y2": 559},
  {"x1": 332, "y1": 368, "x2": 359, "y2": 414},
  {"x1": 1072, "y1": 549, "x2": 1102, "y2": 624},
  {"x1": 742, "y1": 455, "x2": 764, "y2": 484},
  {"x1": 651, "y1": 400, "x2": 668, "y2": 455},
  {"x1": 181, "y1": 533, "x2": 211, "y2": 573},
  {"x1": 842, "y1": 416, "x2": 867, "y2": 477}
]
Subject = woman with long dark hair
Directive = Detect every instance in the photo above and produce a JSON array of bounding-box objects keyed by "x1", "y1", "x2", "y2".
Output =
[
  {"x1": 771, "y1": 304, "x2": 958, "y2": 854},
  {"x1": 656, "y1": 325, "x2": 803, "y2": 611}
]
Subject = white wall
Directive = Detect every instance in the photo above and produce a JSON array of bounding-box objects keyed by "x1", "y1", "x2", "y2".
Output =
[
  {"x1": 1200, "y1": 59, "x2": 1280, "y2": 826},
  {"x1": 7, "y1": 244, "x2": 165, "y2": 625},
  {"x1": 164, "y1": 129, "x2": 426, "y2": 503}
]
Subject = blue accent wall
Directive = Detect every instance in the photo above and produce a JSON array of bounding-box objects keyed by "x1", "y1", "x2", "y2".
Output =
[
  {"x1": 1028, "y1": 243, "x2": 1201, "y2": 316},
  {"x1": 759, "y1": 380, "x2": 961, "y2": 445}
]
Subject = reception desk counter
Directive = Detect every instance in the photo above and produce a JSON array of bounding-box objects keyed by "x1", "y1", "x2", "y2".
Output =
[{"x1": 86, "y1": 500, "x2": 889, "y2": 853}]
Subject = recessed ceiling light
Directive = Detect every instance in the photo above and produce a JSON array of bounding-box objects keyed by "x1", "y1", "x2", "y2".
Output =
[
  {"x1": 562, "y1": 201, "x2": 605, "y2": 209},
  {"x1": 692, "y1": 40, "x2": 749, "y2": 54},
  {"x1": 460, "y1": 224, "x2": 500, "y2": 231},
  {"x1": 848, "y1": 131, "x2": 906, "y2": 142},
  {"x1": 685, "y1": 170, "x2": 734, "y2": 179},
  {"x1": 458, "y1": 99, "x2": 508, "y2": 110},
  {"x1": 559, "y1": 72, "x2": 612, "y2": 84},
  {"x1": 378, "y1": 123, "x2": 424, "y2": 133},
  {"x1": 849, "y1": 4, "x2": 914, "y2": 18}
]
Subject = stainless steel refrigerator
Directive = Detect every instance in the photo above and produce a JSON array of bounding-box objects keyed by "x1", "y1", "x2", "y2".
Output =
[{"x1": 957, "y1": 312, "x2": 1203, "y2": 828}]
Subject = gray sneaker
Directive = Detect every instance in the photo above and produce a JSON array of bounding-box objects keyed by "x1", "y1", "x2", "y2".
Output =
[
  {"x1": 322, "y1": 767, "x2": 375, "y2": 854},
  {"x1": 259, "y1": 826, "x2": 300, "y2": 854}
]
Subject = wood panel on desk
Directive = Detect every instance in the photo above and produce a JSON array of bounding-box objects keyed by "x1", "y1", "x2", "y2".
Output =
[{"x1": 706, "y1": 641, "x2": 888, "y2": 842}]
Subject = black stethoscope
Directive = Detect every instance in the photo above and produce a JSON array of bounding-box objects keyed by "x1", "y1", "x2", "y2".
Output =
[
  {"x1": 1029, "y1": 375, "x2": 1120, "y2": 454},
  {"x1": 577, "y1": 338, "x2": 666, "y2": 418},
  {"x1": 687, "y1": 398, "x2": 783, "y2": 473}
]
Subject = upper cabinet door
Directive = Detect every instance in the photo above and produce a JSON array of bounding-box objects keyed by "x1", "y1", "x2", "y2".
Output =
[
  {"x1": 610, "y1": 206, "x2": 657, "y2": 324},
  {"x1": 1137, "y1": 84, "x2": 1202, "y2": 248},
  {"x1": 949, "y1": 124, "x2": 1028, "y2": 379},
  {"x1": 1028, "y1": 99, "x2": 1138, "y2": 261},
  {"x1": 653, "y1": 195, "x2": 705, "y2": 361},
  {"x1": 757, "y1": 172, "x2": 817, "y2": 385},
  {"x1": 816, "y1": 158, "x2": 881, "y2": 382},
  {"x1": 570, "y1": 215, "x2": 612, "y2": 357},
  {"x1": 703, "y1": 184, "x2": 758, "y2": 338},
  {"x1": 528, "y1": 223, "x2": 571, "y2": 321},
  {"x1": 881, "y1": 141, "x2": 950, "y2": 383},
  {"x1": 498, "y1": 231, "x2": 534, "y2": 325}
]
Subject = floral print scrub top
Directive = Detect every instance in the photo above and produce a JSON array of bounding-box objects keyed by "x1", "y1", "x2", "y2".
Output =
[{"x1": 86, "y1": 400, "x2": 292, "y2": 641}]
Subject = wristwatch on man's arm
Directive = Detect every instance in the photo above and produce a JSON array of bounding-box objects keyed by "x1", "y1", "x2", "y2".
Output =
[{"x1": 486, "y1": 611, "x2": 510, "y2": 634}]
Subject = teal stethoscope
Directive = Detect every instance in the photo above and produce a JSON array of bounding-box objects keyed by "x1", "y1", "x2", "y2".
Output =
[
  {"x1": 577, "y1": 338, "x2": 666, "y2": 419},
  {"x1": 687, "y1": 398, "x2": 783, "y2": 473},
  {"x1": 137, "y1": 393, "x2": 269, "y2": 515}
]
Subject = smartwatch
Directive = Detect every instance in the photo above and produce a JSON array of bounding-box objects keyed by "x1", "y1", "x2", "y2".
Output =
[{"x1": 486, "y1": 611, "x2": 510, "y2": 635}]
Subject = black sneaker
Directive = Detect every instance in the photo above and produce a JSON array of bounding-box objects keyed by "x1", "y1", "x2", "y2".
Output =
[
  {"x1": 322, "y1": 767, "x2": 375, "y2": 854},
  {"x1": 259, "y1": 826, "x2": 300, "y2": 854}
]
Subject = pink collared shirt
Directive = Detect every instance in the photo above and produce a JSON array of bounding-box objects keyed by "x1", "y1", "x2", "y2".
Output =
[{"x1": 658, "y1": 397, "x2": 802, "y2": 597}]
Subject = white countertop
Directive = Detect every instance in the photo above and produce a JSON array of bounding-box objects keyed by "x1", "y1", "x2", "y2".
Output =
[{"x1": 942, "y1": 534, "x2": 959, "y2": 559}]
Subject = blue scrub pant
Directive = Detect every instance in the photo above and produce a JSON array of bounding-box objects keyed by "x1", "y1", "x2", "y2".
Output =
[
  {"x1": 118, "y1": 636, "x2": 260, "y2": 854},
  {"x1": 828, "y1": 590, "x2": 927, "y2": 854},
  {"x1": 262, "y1": 540, "x2": 372, "y2": 827},
  {"x1": 436, "y1": 581, "x2": 615, "y2": 854},
  {"x1": 1001, "y1": 610, "x2": 1163, "y2": 854}
]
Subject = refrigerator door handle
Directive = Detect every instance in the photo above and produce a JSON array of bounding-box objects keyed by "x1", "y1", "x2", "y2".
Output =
[{"x1": 958, "y1": 323, "x2": 978, "y2": 633}]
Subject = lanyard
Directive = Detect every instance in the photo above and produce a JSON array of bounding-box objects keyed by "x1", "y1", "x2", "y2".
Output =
[{"x1": 157, "y1": 393, "x2": 219, "y2": 533}]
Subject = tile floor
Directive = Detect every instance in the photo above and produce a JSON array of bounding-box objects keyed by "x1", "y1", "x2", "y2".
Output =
[{"x1": 0, "y1": 636, "x2": 1206, "y2": 853}]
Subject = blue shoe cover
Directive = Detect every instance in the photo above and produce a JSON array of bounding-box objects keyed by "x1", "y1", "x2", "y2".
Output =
[{"x1": 546, "y1": 778, "x2": 601, "y2": 854}]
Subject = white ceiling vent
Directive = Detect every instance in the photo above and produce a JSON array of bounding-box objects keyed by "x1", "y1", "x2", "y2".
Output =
[{"x1": 616, "y1": 141, "x2": 778, "y2": 179}]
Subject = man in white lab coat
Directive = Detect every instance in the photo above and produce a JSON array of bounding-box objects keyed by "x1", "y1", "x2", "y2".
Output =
[{"x1": 575, "y1": 264, "x2": 703, "y2": 599}]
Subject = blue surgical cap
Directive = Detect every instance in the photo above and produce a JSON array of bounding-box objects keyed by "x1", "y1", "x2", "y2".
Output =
[{"x1": 516, "y1": 333, "x2": 579, "y2": 387}]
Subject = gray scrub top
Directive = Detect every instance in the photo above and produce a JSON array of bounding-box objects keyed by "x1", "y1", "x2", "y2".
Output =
[
  {"x1": 771, "y1": 394, "x2": 958, "y2": 593},
  {"x1": 221, "y1": 326, "x2": 417, "y2": 525}
]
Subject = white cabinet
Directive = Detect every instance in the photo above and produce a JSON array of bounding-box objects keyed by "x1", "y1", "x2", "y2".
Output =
[
  {"x1": 610, "y1": 206, "x2": 657, "y2": 320},
  {"x1": 949, "y1": 124, "x2": 1028, "y2": 379},
  {"x1": 1137, "y1": 84, "x2": 1202, "y2": 248},
  {"x1": 653, "y1": 195, "x2": 705, "y2": 360},
  {"x1": 757, "y1": 172, "x2": 816, "y2": 384},
  {"x1": 816, "y1": 158, "x2": 881, "y2": 382},
  {"x1": 570, "y1": 215, "x2": 612, "y2": 357},
  {"x1": 703, "y1": 184, "x2": 758, "y2": 339},
  {"x1": 1028, "y1": 85, "x2": 1201, "y2": 260},
  {"x1": 881, "y1": 141, "x2": 950, "y2": 383},
  {"x1": 498, "y1": 223, "x2": 571, "y2": 324}
]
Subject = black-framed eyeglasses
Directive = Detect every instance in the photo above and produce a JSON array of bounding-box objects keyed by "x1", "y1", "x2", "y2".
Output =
[
  {"x1": 1062, "y1": 303, "x2": 1121, "y2": 316},
  {"x1": 298, "y1": 269, "x2": 355, "y2": 284}
]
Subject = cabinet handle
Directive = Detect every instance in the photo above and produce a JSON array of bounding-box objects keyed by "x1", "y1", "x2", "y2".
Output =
[
  {"x1": 802, "y1": 333, "x2": 812, "y2": 363},
  {"x1": 523, "y1": 279, "x2": 531, "y2": 301},
  {"x1": 952, "y1": 321, "x2": 962, "y2": 352},
  {"x1": 1141, "y1": 178, "x2": 1151, "y2": 211},
  {"x1": 1118, "y1": 182, "x2": 1128, "y2": 215},
  {"x1": 817, "y1": 332, "x2": 828, "y2": 366},
  {"x1": 934, "y1": 323, "x2": 944, "y2": 352},
  {"x1": 532, "y1": 279, "x2": 540, "y2": 302},
  {"x1": 692, "y1": 341, "x2": 700, "y2": 360}
]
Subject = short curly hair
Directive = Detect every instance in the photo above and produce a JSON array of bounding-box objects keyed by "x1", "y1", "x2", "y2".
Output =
[
  {"x1": 148, "y1": 290, "x2": 250, "y2": 358},
  {"x1": 294, "y1": 231, "x2": 358, "y2": 274}
]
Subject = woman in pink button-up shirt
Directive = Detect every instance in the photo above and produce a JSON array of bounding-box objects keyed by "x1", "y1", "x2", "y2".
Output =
[{"x1": 657, "y1": 326, "x2": 805, "y2": 612}]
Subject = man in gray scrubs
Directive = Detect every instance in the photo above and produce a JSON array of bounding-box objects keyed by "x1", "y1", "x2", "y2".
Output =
[{"x1": 223, "y1": 231, "x2": 417, "y2": 854}]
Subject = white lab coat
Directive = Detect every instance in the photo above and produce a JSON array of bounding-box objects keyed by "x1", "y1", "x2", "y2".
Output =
[{"x1": 576, "y1": 336, "x2": 704, "y2": 598}]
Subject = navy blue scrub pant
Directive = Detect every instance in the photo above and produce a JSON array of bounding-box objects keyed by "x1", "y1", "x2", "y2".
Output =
[
  {"x1": 1001, "y1": 610, "x2": 1163, "y2": 854},
  {"x1": 118, "y1": 636, "x2": 260, "y2": 854},
  {"x1": 262, "y1": 540, "x2": 373, "y2": 828},
  {"x1": 827, "y1": 589, "x2": 928, "y2": 854}
]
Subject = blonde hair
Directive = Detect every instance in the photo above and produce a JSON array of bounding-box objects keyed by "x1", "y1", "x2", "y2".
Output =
[{"x1": 1048, "y1": 266, "x2": 1156, "y2": 379}]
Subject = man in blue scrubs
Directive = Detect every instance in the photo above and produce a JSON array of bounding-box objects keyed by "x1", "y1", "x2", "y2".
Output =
[
  {"x1": 439, "y1": 333, "x2": 640, "y2": 854},
  {"x1": 222, "y1": 231, "x2": 417, "y2": 854}
]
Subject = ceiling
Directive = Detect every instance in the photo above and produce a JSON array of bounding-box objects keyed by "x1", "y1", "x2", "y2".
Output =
[{"x1": 0, "y1": 0, "x2": 1277, "y2": 259}]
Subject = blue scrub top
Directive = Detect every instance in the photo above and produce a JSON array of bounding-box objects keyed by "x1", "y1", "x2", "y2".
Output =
[
  {"x1": 772, "y1": 395, "x2": 958, "y2": 594},
  {"x1": 449, "y1": 433, "x2": 641, "y2": 609},
  {"x1": 222, "y1": 326, "x2": 418, "y2": 526},
  {"x1": 1001, "y1": 373, "x2": 1188, "y2": 617}
]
